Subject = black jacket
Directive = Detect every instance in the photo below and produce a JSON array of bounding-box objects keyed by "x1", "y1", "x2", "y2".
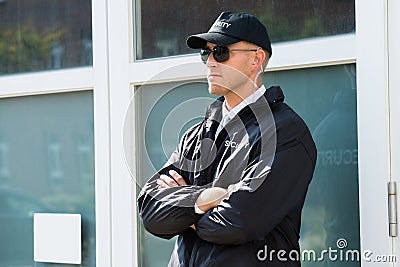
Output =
[{"x1": 138, "y1": 86, "x2": 317, "y2": 267}]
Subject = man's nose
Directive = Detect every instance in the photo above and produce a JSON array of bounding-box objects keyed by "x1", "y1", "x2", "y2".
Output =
[{"x1": 206, "y1": 52, "x2": 217, "y2": 67}]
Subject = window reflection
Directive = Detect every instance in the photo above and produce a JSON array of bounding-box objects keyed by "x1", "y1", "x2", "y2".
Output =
[
  {"x1": 77, "y1": 133, "x2": 95, "y2": 182},
  {"x1": 0, "y1": 0, "x2": 92, "y2": 75},
  {"x1": 136, "y1": 0, "x2": 355, "y2": 59},
  {"x1": 0, "y1": 135, "x2": 10, "y2": 183},
  {"x1": 266, "y1": 64, "x2": 359, "y2": 267},
  {"x1": 47, "y1": 133, "x2": 64, "y2": 189},
  {"x1": 136, "y1": 64, "x2": 359, "y2": 267},
  {"x1": 0, "y1": 91, "x2": 95, "y2": 266},
  {"x1": 135, "y1": 81, "x2": 212, "y2": 266}
]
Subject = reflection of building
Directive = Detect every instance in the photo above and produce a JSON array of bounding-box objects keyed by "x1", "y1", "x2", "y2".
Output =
[
  {"x1": 138, "y1": 0, "x2": 354, "y2": 59},
  {"x1": 0, "y1": 0, "x2": 92, "y2": 73},
  {"x1": 312, "y1": 88, "x2": 360, "y2": 266},
  {"x1": 0, "y1": 91, "x2": 95, "y2": 266},
  {"x1": 0, "y1": 92, "x2": 94, "y2": 202}
]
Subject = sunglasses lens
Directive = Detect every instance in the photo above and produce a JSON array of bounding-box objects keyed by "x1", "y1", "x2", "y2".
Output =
[
  {"x1": 200, "y1": 46, "x2": 230, "y2": 64},
  {"x1": 213, "y1": 46, "x2": 230, "y2": 63},
  {"x1": 200, "y1": 49, "x2": 211, "y2": 64}
]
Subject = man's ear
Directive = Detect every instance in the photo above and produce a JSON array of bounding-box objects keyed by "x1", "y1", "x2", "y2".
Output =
[{"x1": 252, "y1": 48, "x2": 266, "y2": 71}]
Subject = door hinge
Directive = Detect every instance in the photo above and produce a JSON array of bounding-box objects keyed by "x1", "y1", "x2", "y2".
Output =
[{"x1": 388, "y1": 181, "x2": 398, "y2": 237}]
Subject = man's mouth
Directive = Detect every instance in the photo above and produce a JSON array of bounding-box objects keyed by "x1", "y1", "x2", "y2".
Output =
[{"x1": 207, "y1": 73, "x2": 222, "y2": 79}]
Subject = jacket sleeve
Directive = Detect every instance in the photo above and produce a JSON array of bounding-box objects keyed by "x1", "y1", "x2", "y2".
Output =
[
  {"x1": 137, "y1": 127, "x2": 206, "y2": 240},
  {"x1": 138, "y1": 177, "x2": 205, "y2": 239},
  {"x1": 195, "y1": 129, "x2": 317, "y2": 245}
]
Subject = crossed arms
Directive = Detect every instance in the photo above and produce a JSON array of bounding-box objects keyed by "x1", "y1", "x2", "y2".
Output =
[
  {"x1": 137, "y1": 133, "x2": 316, "y2": 245},
  {"x1": 157, "y1": 169, "x2": 228, "y2": 214}
]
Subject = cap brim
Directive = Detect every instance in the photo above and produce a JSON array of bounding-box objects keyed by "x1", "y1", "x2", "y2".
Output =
[{"x1": 186, "y1": 32, "x2": 241, "y2": 49}]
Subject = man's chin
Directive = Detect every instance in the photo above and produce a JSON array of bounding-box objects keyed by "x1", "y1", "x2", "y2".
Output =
[{"x1": 208, "y1": 83, "x2": 230, "y2": 96}]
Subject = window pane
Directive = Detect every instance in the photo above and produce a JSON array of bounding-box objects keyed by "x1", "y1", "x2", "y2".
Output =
[
  {"x1": 266, "y1": 64, "x2": 359, "y2": 266},
  {"x1": 136, "y1": 64, "x2": 359, "y2": 266},
  {"x1": 135, "y1": 0, "x2": 355, "y2": 60},
  {"x1": 0, "y1": 0, "x2": 92, "y2": 75},
  {"x1": 135, "y1": 81, "x2": 213, "y2": 267},
  {"x1": 0, "y1": 91, "x2": 95, "y2": 266}
]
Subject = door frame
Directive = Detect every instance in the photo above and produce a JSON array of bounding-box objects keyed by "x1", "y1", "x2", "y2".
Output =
[
  {"x1": 357, "y1": 0, "x2": 398, "y2": 266},
  {"x1": 102, "y1": 0, "x2": 400, "y2": 265},
  {"x1": 388, "y1": 0, "x2": 400, "y2": 264}
]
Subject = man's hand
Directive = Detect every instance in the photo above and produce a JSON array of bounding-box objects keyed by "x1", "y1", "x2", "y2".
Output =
[
  {"x1": 156, "y1": 170, "x2": 229, "y2": 230},
  {"x1": 156, "y1": 170, "x2": 197, "y2": 230},
  {"x1": 190, "y1": 187, "x2": 228, "y2": 231},
  {"x1": 195, "y1": 187, "x2": 228, "y2": 212},
  {"x1": 157, "y1": 170, "x2": 187, "y2": 189}
]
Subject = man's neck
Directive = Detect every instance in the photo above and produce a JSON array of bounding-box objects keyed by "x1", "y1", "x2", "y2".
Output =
[
  {"x1": 225, "y1": 82, "x2": 262, "y2": 111},
  {"x1": 224, "y1": 95, "x2": 243, "y2": 111}
]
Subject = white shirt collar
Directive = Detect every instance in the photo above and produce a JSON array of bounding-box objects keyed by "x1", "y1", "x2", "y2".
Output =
[
  {"x1": 215, "y1": 85, "x2": 266, "y2": 137},
  {"x1": 221, "y1": 85, "x2": 266, "y2": 120}
]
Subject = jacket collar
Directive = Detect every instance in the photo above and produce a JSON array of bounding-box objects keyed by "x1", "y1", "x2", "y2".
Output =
[{"x1": 205, "y1": 86, "x2": 285, "y2": 121}]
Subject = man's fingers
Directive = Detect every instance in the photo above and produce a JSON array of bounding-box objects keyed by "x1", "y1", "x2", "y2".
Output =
[
  {"x1": 159, "y1": 174, "x2": 179, "y2": 187},
  {"x1": 156, "y1": 177, "x2": 169, "y2": 188},
  {"x1": 157, "y1": 171, "x2": 187, "y2": 189},
  {"x1": 169, "y1": 170, "x2": 187, "y2": 186}
]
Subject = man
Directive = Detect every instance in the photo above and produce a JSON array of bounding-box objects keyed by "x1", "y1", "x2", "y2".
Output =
[{"x1": 138, "y1": 12, "x2": 317, "y2": 266}]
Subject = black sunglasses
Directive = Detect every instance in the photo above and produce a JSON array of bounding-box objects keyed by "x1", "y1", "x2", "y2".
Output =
[{"x1": 200, "y1": 46, "x2": 258, "y2": 64}]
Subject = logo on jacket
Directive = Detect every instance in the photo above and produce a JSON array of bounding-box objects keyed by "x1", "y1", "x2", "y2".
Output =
[{"x1": 224, "y1": 140, "x2": 250, "y2": 149}]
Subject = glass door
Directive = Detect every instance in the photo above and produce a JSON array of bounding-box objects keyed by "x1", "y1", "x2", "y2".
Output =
[
  {"x1": 267, "y1": 65, "x2": 360, "y2": 267},
  {"x1": 133, "y1": 64, "x2": 361, "y2": 267}
]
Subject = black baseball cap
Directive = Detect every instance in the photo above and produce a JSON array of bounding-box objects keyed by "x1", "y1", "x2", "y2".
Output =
[{"x1": 187, "y1": 12, "x2": 272, "y2": 57}]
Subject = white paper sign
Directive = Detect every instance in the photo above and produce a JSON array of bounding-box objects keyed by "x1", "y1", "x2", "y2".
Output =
[{"x1": 34, "y1": 213, "x2": 81, "y2": 264}]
